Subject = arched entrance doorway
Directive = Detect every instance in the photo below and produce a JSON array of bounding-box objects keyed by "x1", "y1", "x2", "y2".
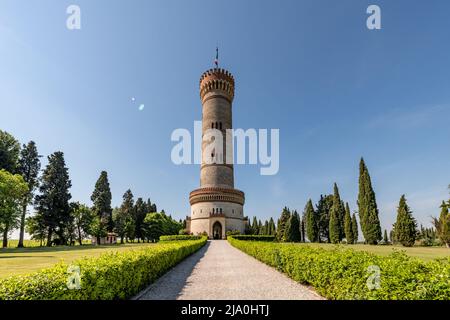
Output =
[{"x1": 212, "y1": 221, "x2": 222, "y2": 240}]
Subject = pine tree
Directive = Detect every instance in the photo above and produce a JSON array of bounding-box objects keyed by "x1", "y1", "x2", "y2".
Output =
[
  {"x1": 91, "y1": 171, "x2": 113, "y2": 232},
  {"x1": 305, "y1": 199, "x2": 318, "y2": 242},
  {"x1": 35, "y1": 152, "x2": 72, "y2": 246},
  {"x1": 284, "y1": 211, "x2": 301, "y2": 242},
  {"x1": 383, "y1": 229, "x2": 389, "y2": 244},
  {"x1": 17, "y1": 141, "x2": 41, "y2": 248},
  {"x1": 357, "y1": 158, "x2": 382, "y2": 244},
  {"x1": 277, "y1": 207, "x2": 291, "y2": 242},
  {"x1": 329, "y1": 183, "x2": 343, "y2": 244},
  {"x1": 392, "y1": 195, "x2": 417, "y2": 247},
  {"x1": 351, "y1": 213, "x2": 358, "y2": 243},
  {"x1": 344, "y1": 202, "x2": 354, "y2": 244}
]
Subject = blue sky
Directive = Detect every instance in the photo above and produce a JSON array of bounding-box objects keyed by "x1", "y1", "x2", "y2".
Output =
[{"x1": 1, "y1": 0, "x2": 449, "y2": 239}]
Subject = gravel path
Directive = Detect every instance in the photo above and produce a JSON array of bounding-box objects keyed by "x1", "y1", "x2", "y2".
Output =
[{"x1": 134, "y1": 240, "x2": 323, "y2": 300}]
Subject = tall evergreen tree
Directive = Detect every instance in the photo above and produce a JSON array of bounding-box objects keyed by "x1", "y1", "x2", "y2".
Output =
[
  {"x1": 344, "y1": 202, "x2": 354, "y2": 244},
  {"x1": 285, "y1": 210, "x2": 301, "y2": 242},
  {"x1": 0, "y1": 130, "x2": 20, "y2": 174},
  {"x1": 357, "y1": 158, "x2": 382, "y2": 244},
  {"x1": 305, "y1": 199, "x2": 318, "y2": 242},
  {"x1": 432, "y1": 201, "x2": 450, "y2": 248},
  {"x1": 17, "y1": 141, "x2": 41, "y2": 248},
  {"x1": 329, "y1": 183, "x2": 344, "y2": 244},
  {"x1": 263, "y1": 220, "x2": 269, "y2": 235},
  {"x1": 251, "y1": 216, "x2": 259, "y2": 235},
  {"x1": 300, "y1": 215, "x2": 306, "y2": 242},
  {"x1": 351, "y1": 213, "x2": 359, "y2": 243},
  {"x1": 277, "y1": 207, "x2": 291, "y2": 242},
  {"x1": 258, "y1": 220, "x2": 263, "y2": 235},
  {"x1": 91, "y1": 171, "x2": 113, "y2": 232},
  {"x1": 134, "y1": 197, "x2": 147, "y2": 243},
  {"x1": 35, "y1": 152, "x2": 72, "y2": 246},
  {"x1": 268, "y1": 217, "x2": 276, "y2": 235},
  {"x1": 392, "y1": 195, "x2": 417, "y2": 247},
  {"x1": 383, "y1": 229, "x2": 389, "y2": 244},
  {"x1": 114, "y1": 189, "x2": 135, "y2": 244},
  {"x1": 316, "y1": 194, "x2": 334, "y2": 242}
]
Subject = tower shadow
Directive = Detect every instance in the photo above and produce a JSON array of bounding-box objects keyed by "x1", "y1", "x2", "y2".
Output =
[{"x1": 133, "y1": 241, "x2": 210, "y2": 300}]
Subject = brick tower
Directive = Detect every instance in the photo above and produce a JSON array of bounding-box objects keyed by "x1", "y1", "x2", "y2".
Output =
[{"x1": 187, "y1": 67, "x2": 246, "y2": 239}]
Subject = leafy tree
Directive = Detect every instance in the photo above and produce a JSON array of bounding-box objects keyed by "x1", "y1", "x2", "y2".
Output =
[
  {"x1": 352, "y1": 213, "x2": 359, "y2": 243},
  {"x1": 0, "y1": 170, "x2": 29, "y2": 247},
  {"x1": 344, "y1": 202, "x2": 355, "y2": 244},
  {"x1": 0, "y1": 130, "x2": 20, "y2": 173},
  {"x1": 392, "y1": 195, "x2": 417, "y2": 247},
  {"x1": 89, "y1": 215, "x2": 108, "y2": 244},
  {"x1": 277, "y1": 207, "x2": 291, "y2": 242},
  {"x1": 25, "y1": 214, "x2": 46, "y2": 246},
  {"x1": 357, "y1": 158, "x2": 382, "y2": 244},
  {"x1": 305, "y1": 199, "x2": 318, "y2": 242},
  {"x1": 70, "y1": 202, "x2": 94, "y2": 245},
  {"x1": 114, "y1": 189, "x2": 135, "y2": 244},
  {"x1": 35, "y1": 152, "x2": 72, "y2": 246},
  {"x1": 285, "y1": 210, "x2": 301, "y2": 242},
  {"x1": 432, "y1": 201, "x2": 450, "y2": 248},
  {"x1": 316, "y1": 194, "x2": 334, "y2": 243},
  {"x1": 91, "y1": 171, "x2": 113, "y2": 232},
  {"x1": 142, "y1": 212, "x2": 182, "y2": 242},
  {"x1": 17, "y1": 141, "x2": 41, "y2": 247}
]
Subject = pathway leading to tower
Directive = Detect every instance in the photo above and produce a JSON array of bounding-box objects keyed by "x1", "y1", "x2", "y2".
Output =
[{"x1": 134, "y1": 240, "x2": 323, "y2": 300}]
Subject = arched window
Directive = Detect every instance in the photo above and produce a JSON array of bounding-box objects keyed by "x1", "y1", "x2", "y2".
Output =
[
  {"x1": 215, "y1": 122, "x2": 218, "y2": 129},
  {"x1": 219, "y1": 122, "x2": 222, "y2": 130},
  {"x1": 211, "y1": 122, "x2": 214, "y2": 129},
  {"x1": 212, "y1": 208, "x2": 215, "y2": 214},
  {"x1": 220, "y1": 208, "x2": 222, "y2": 214}
]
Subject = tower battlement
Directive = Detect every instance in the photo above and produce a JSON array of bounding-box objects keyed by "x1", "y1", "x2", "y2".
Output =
[{"x1": 200, "y1": 68, "x2": 235, "y2": 102}]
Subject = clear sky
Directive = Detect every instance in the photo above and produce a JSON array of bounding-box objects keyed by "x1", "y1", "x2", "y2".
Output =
[{"x1": 1, "y1": 0, "x2": 449, "y2": 239}]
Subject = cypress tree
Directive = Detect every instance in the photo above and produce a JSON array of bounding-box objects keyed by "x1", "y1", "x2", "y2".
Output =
[
  {"x1": 316, "y1": 194, "x2": 334, "y2": 243},
  {"x1": 392, "y1": 195, "x2": 417, "y2": 247},
  {"x1": 383, "y1": 229, "x2": 389, "y2": 244},
  {"x1": 357, "y1": 158, "x2": 382, "y2": 244},
  {"x1": 432, "y1": 201, "x2": 449, "y2": 248},
  {"x1": 17, "y1": 141, "x2": 41, "y2": 248},
  {"x1": 305, "y1": 199, "x2": 318, "y2": 242},
  {"x1": 351, "y1": 213, "x2": 358, "y2": 243},
  {"x1": 277, "y1": 207, "x2": 291, "y2": 242},
  {"x1": 251, "y1": 216, "x2": 259, "y2": 235},
  {"x1": 268, "y1": 217, "x2": 276, "y2": 235},
  {"x1": 263, "y1": 220, "x2": 269, "y2": 235},
  {"x1": 344, "y1": 202, "x2": 354, "y2": 244},
  {"x1": 300, "y1": 215, "x2": 306, "y2": 242},
  {"x1": 285, "y1": 210, "x2": 301, "y2": 242},
  {"x1": 258, "y1": 220, "x2": 263, "y2": 235},
  {"x1": 91, "y1": 171, "x2": 113, "y2": 232},
  {"x1": 329, "y1": 183, "x2": 343, "y2": 244}
]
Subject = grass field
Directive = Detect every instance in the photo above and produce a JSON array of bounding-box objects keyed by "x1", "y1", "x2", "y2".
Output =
[
  {"x1": 0, "y1": 242, "x2": 155, "y2": 278},
  {"x1": 290, "y1": 243, "x2": 449, "y2": 261},
  {"x1": 5, "y1": 239, "x2": 91, "y2": 248}
]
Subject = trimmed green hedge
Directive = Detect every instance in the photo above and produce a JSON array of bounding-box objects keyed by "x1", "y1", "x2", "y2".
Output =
[
  {"x1": 230, "y1": 235, "x2": 275, "y2": 241},
  {"x1": 159, "y1": 235, "x2": 202, "y2": 241},
  {"x1": 228, "y1": 237, "x2": 450, "y2": 300},
  {"x1": 0, "y1": 237, "x2": 207, "y2": 300}
]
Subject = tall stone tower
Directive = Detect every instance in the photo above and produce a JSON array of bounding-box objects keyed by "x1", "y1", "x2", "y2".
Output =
[{"x1": 187, "y1": 67, "x2": 246, "y2": 239}]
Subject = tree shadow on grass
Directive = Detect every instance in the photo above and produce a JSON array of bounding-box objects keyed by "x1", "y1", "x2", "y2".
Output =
[{"x1": 133, "y1": 241, "x2": 210, "y2": 300}]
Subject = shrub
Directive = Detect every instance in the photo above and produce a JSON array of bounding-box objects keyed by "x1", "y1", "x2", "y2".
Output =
[
  {"x1": 0, "y1": 237, "x2": 207, "y2": 300},
  {"x1": 159, "y1": 235, "x2": 201, "y2": 241},
  {"x1": 230, "y1": 235, "x2": 275, "y2": 242},
  {"x1": 228, "y1": 237, "x2": 450, "y2": 300}
]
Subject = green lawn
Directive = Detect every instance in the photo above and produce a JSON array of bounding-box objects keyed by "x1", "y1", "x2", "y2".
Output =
[
  {"x1": 290, "y1": 243, "x2": 449, "y2": 261},
  {"x1": 0, "y1": 242, "x2": 156, "y2": 278}
]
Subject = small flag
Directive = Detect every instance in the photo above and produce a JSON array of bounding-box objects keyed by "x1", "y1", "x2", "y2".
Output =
[{"x1": 214, "y1": 47, "x2": 219, "y2": 67}]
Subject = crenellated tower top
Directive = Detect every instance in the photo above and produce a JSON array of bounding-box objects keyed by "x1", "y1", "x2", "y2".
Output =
[{"x1": 199, "y1": 68, "x2": 235, "y2": 103}]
